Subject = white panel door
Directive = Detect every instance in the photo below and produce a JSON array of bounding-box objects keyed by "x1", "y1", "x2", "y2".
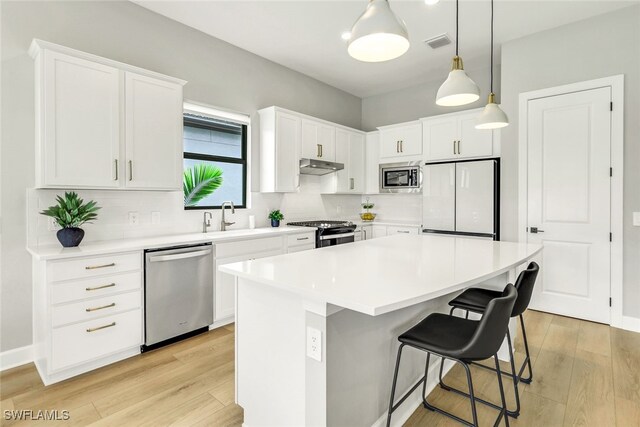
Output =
[
  {"x1": 455, "y1": 160, "x2": 495, "y2": 234},
  {"x1": 380, "y1": 123, "x2": 421, "y2": 158},
  {"x1": 301, "y1": 120, "x2": 335, "y2": 161},
  {"x1": 125, "y1": 72, "x2": 183, "y2": 190},
  {"x1": 457, "y1": 112, "x2": 494, "y2": 159},
  {"x1": 275, "y1": 112, "x2": 301, "y2": 192},
  {"x1": 422, "y1": 163, "x2": 456, "y2": 232},
  {"x1": 527, "y1": 87, "x2": 611, "y2": 323},
  {"x1": 348, "y1": 132, "x2": 365, "y2": 193},
  {"x1": 42, "y1": 51, "x2": 121, "y2": 188},
  {"x1": 423, "y1": 117, "x2": 457, "y2": 161},
  {"x1": 334, "y1": 129, "x2": 350, "y2": 192},
  {"x1": 365, "y1": 132, "x2": 380, "y2": 194}
]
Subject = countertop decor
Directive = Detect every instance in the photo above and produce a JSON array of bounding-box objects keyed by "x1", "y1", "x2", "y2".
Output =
[
  {"x1": 268, "y1": 209, "x2": 284, "y2": 227},
  {"x1": 39, "y1": 192, "x2": 100, "y2": 247},
  {"x1": 360, "y1": 197, "x2": 376, "y2": 221}
]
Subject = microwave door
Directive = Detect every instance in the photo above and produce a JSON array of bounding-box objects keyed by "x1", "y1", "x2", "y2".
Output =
[{"x1": 385, "y1": 170, "x2": 409, "y2": 186}]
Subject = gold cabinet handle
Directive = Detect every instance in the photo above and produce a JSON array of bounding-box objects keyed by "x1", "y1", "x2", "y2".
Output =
[
  {"x1": 396, "y1": 141, "x2": 400, "y2": 153},
  {"x1": 297, "y1": 237, "x2": 309, "y2": 241},
  {"x1": 86, "y1": 283, "x2": 116, "y2": 291},
  {"x1": 86, "y1": 303, "x2": 116, "y2": 312},
  {"x1": 85, "y1": 263, "x2": 115, "y2": 270},
  {"x1": 317, "y1": 144, "x2": 321, "y2": 158},
  {"x1": 457, "y1": 140, "x2": 461, "y2": 155},
  {"x1": 128, "y1": 160, "x2": 133, "y2": 181},
  {"x1": 453, "y1": 140, "x2": 456, "y2": 155},
  {"x1": 114, "y1": 159, "x2": 118, "y2": 181},
  {"x1": 320, "y1": 144, "x2": 323, "y2": 157},
  {"x1": 400, "y1": 140, "x2": 403, "y2": 153},
  {"x1": 86, "y1": 322, "x2": 116, "y2": 333}
]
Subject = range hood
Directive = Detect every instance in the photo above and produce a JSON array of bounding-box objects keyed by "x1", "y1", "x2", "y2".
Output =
[{"x1": 299, "y1": 158, "x2": 344, "y2": 176}]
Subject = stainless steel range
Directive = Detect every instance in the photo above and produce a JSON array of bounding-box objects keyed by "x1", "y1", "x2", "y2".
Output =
[{"x1": 287, "y1": 220, "x2": 357, "y2": 248}]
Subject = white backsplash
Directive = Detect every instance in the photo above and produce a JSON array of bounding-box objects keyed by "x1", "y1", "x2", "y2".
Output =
[
  {"x1": 362, "y1": 194, "x2": 422, "y2": 224},
  {"x1": 27, "y1": 176, "x2": 363, "y2": 247}
]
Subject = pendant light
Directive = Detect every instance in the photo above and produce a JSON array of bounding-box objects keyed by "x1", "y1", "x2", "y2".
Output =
[
  {"x1": 348, "y1": 0, "x2": 410, "y2": 63},
  {"x1": 476, "y1": 0, "x2": 509, "y2": 129},
  {"x1": 436, "y1": 0, "x2": 479, "y2": 106}
]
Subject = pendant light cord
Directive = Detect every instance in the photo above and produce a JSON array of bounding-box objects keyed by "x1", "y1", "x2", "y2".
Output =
[
  {"x1": 490, "y1": 0, "x2": 494, "y2": 93},
  {"x1": 455, "y1": 0, "x2": 459, "y2": 56}
]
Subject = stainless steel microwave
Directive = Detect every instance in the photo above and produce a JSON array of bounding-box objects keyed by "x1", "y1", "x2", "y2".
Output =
[{"x1": 379, "y1": 162, "x2": 422, "y2": 193}]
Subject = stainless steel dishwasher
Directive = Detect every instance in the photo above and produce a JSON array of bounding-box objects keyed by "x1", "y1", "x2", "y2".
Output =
[{"x1": 143, "y1": 243, "x2": 213, "y2": 350}]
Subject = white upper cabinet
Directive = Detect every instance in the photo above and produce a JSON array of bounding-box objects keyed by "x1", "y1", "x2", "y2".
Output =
[
  {"x1": 334, "y1": 129, "x2": 364, "y2": 193},
  {"x1": 364, "y1": 131, "x2": 380, "y2": 194},
  {"x1": 30, "y1": 40, "x2": 186, "y2": 190},
  {"x1": 124, "y1": 72, "x2": 183, "y2": 190},
  {"x1": 422, "y1": 108, "x2": 495, "y2": 162},
  {"x1": 39, "y1": 50, "x2": 121, "y2": 188},
  {"x1": 259, "y1": 108, "x2": 301, "y2": 193},
  {"x1": 301, "y1": 119, "x2": 335, "y2": 161},
  {"x1": 379, "y1": 121, "x2": 422, "y2": 159}
]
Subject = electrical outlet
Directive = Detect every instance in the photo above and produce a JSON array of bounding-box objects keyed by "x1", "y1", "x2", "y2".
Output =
[
  {"x1": 48, "y1": 217, "x2": 60, "y2": 231},
  {"x1": 634, "y1": 212, "x2": 640, "y2": 227},
  {"x1": 128, "y1": 211, "x2": 139, "y2": 226},
  {"x1": 306, "y1": 327, "x2": 322, "y2": 362},
  {"x1": 151, "y1": 211, "x2": 161, "y2": 225}
]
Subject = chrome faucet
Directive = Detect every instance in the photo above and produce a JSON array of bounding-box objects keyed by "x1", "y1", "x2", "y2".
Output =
[
  {"x1": 203, "y1": 212, "x2": 212, "y2": 233},
  {"x1": 220, "y1": 201, "x2": 236, "y2": 231}
]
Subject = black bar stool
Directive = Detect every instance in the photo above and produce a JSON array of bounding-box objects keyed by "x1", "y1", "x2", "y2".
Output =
[
  {"x1": 386, "y1": 284, "x2": 517, "y2": 427},
  {"x1": 440, "y1": 262, "x2": 539, "y2": 418}
]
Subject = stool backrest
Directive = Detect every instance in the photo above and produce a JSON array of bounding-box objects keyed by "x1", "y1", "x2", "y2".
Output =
[
  {"x1": 512, "y1": 262, "x2": 540, "y2": 316},
  {"x1": 461, "y1": 284, "x2": 517, "y2": 360}
]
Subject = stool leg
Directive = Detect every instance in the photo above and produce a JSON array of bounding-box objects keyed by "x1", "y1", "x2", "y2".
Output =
[
  {"x1": 462, "y1": 362, "x2": 479, "y2": 427},
  {"x1": 505, "y1": 329, "x2": 521, "y2": 418},
  {"x1": 422, "y1": 352, "x2": 432, "y2": 408},
  {"x1": 493, "y1": 354, "x2": 510, "y2": 427},
  {"x1": 519, "y1": 314, "x2": 534, "y2": 384},
  {"x1": 386, "y1": 344, "x2": 405, "y2": 427}
]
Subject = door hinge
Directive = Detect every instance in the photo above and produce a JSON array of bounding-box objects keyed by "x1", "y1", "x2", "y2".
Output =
[
  {"x1": 609, "y1": 297, "x2": 612, "y2": 307},
  {"x1": 610, "y1": 167, "x2": 613, "y2": 177},
  {"x1": 610, "y1": 102, "x2": 613, "y2": 111},
  {"x1": 610, "y1": 232, "x2": 613, "y2": 242}
]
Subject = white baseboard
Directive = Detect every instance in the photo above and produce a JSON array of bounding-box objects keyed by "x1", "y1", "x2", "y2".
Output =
[
  {"x1": 621, "y1": 315, "x2": 640, "y2": 333},
  {"x1": 372, "y1": 358, "x2": 456, "y2": 427},
  {"x1": 0, "y1": 345, "x2": 33, "y2": 371}
]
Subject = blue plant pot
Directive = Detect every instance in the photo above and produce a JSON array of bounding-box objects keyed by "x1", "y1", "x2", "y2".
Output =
[
  {"x1": 271, "y1": 219, "x2": 280, "y2": 228},
  {"x1": 57, "y1": 227, "x2": 85, "y2": 247}
]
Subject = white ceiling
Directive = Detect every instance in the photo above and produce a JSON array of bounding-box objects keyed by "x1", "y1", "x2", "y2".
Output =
[{"x1": 134, "y1": 0, "x2": 637, "y2": 98}]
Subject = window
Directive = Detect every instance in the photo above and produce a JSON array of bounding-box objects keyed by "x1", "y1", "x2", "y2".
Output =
[{"x1": 183, "y1": 110, "x2": 248, "y2": 209}]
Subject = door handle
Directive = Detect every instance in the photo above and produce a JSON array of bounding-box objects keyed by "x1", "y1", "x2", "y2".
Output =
[
  {"x1": 453, "y1": 140, "x2": 456, "y2": 155},
  {"x1": 350, "y1": 178, "x2": 354, "y2": 190},
  {"x1": 114, "y1": 159, "x2": 118, "y2": 181},
  {"x1": 457, "y1": 140, "x2": 461, "y2": 155},
  {"x1": 86, "y1": 302, "x2": 116, "y2": 312},
  {"x1": 85, "y1": 262, "x2": 115, "y2": 270},
  {"x1": 530, "y1": 227, "x2": 545, "y2": 234},
  {"x1": 86, "y1": 322, "x2": 116, "y2": 333},
  {"x1": 149, "y1": 249, "x2": 212, "y2": 262},
  {"x1": 396, "y1": 141, "x2": 400, "y2": 153},
  {"x1": 86, "y1": 283, "x2": 116, "y2": 291},
  {"x1": 128, "y1": 160, "x2": 133, "y2": 181},
  {"x1": 400, "y1": 140, "x2": 404, "y2": 153}
]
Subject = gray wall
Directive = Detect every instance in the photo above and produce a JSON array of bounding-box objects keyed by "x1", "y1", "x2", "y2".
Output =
[
  {"x1": 361, "y1": 65, "x2": 499, "y2": 130},
  {"x1": 0, "y1": 0, "x2": 361, "y2": 352},
  {"x1": 500, "y1": 5, "x2": 640, "y2": 317}
]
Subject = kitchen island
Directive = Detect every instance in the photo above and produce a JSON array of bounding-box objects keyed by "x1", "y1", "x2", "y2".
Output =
[{"x1": 220, "y1": 234, "x2": 542, "y2": 427}]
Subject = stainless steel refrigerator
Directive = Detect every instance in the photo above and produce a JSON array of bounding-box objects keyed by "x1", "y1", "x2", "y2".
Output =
[{"x1": 422, "y1": 158, "x2": 499, "y2": 240}]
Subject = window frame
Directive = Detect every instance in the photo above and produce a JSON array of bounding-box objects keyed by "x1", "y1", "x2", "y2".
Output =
[{"x1": 183, "y1": 114, "x2": 248, "y2": 210}]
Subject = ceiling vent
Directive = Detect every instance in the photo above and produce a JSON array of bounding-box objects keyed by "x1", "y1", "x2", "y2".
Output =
[{"x1": 424, "y1": 33, "x2": 452, "y2": 49}]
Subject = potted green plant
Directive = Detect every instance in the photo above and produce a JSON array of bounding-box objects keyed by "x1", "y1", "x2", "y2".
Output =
[
  {"x1": 40, "y1": 192, "x2": 100, "y2": 247},
  {"x1": 268, "y1": 210, "x2": 284, "y2": 227}
]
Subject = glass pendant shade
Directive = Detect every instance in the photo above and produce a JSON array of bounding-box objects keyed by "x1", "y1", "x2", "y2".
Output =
[
  {"x1": 348, "y1": 0, "x2": 410, "y2": 62},
  {"x1": 436, "y1": 56, "x2": 480, "y2": 106},
  {"x1": 476, "y1": 93, "x2": 509, "y2": 129}
]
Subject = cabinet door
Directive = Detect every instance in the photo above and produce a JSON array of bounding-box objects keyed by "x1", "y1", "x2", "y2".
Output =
[
  {"x1": 455, "y1": 160, "x2": 496, "y2": 234},
  {"x1": 124, "y1": 72, "x2": 183, "y2": 190},
  {"x1": 422, "y1": 163, "x2": 456, "y2": 231},
  {"x1": 365, "y1": 132, "x2": 380, "y2": 194},
  {"x1": 334, "y1": 129, "x2": 350, "y2": 192},
  {"x1": 348, "y1": 132, "x2": 365, "y2": 193},
  {"x1": 379, "y1": 128, "x2": 402, "y2": 158},
  {"x1": 41, "y1": 51, "x2": 121, "y2": 188},
  {"x1": 380, "y1": 123, "x2": 421, "y2": 158},
  {"x1": 371, "y1": 225, "x2": 388, "y2": 239},
  {"x1": 275, "y1": 112, "x2": 301, "y2": 192},
  {"x1": 361, "y1": 225, "x2": 372, "y2": 240},
  {"x1": 215, "y1": 249, "x2": 283, "y2": 322},
  {"x1": 423, "y1": 117, "x2": 458, "y2": 161},
  {"x1": 457, "y1": 112, "x2": 493, "y2": 159},
  {"x1": 387, "y1": 225, "x2": 419, "y2": 235},
  {"x1": 301, "y1": 120, "x2": 335, "y2": 161}
]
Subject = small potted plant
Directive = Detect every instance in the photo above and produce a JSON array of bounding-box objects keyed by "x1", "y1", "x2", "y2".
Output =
[
  {"x1": 268, "y1": 210, "x2": 284, "y2": 227},
  {"x1": 360, "y1": 198, "x2": 376, "y2": 222},
  {"x1": 40, "y1": 192, "x2": 100, "y2": 247}
]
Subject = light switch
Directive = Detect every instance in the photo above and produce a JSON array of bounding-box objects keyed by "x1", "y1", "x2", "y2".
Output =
[{"x1": 633, "y1": 212, "x2": 640, "y2": 226}]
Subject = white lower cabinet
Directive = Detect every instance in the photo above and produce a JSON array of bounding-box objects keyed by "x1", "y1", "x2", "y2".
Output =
[
  {"x1": 387, "y1": 225, "x2": 420, "y2": 235},
  {"x1": 371, "y1": 225, "x2": 388, "y2": 239},
  {"x1": 364, "y1": 224, "x2": 421, "y2": 239},
  {"x1": 33, "y1": 252, "x2": 143, "y2": 385}
]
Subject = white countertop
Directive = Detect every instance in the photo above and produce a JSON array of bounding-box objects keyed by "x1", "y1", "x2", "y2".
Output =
[
  {"x1": 27, "y1": 226, "x2": 314, "y2": 260},
  {"x1": 221, "y1": 234, "x2": 542, "y2": 316}
]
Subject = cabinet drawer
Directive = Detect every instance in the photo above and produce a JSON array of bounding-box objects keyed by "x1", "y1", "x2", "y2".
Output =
[
  {"x1": 287, "y1": 243, "x2": 315, "y2": 253},
  {"x1": 52, "y1": 290, "x2": 141, "y2": 327},
  {"x1": 287, "y1": 232, "x2": 315, "y2": 247},
  {"x1": 387, "y1": 225, "x2": 419, "y2": 235},
  {"x1": 49, "y1": 253, "x2": 141, "y2": 283},
  {"x1": 51, "y1": 309, "x2": 141, "y2": 372},
  {"x1": 51, "y1": 271, "x2": 141, "y2": 304},
  {"x1": 216, "y1": 237, "x2": 283, "y2": 258}
]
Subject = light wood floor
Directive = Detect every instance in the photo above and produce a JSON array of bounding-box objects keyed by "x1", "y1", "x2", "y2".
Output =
[{"x1": 1, "y1": 311, "x2": 639, "y2": 426}]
